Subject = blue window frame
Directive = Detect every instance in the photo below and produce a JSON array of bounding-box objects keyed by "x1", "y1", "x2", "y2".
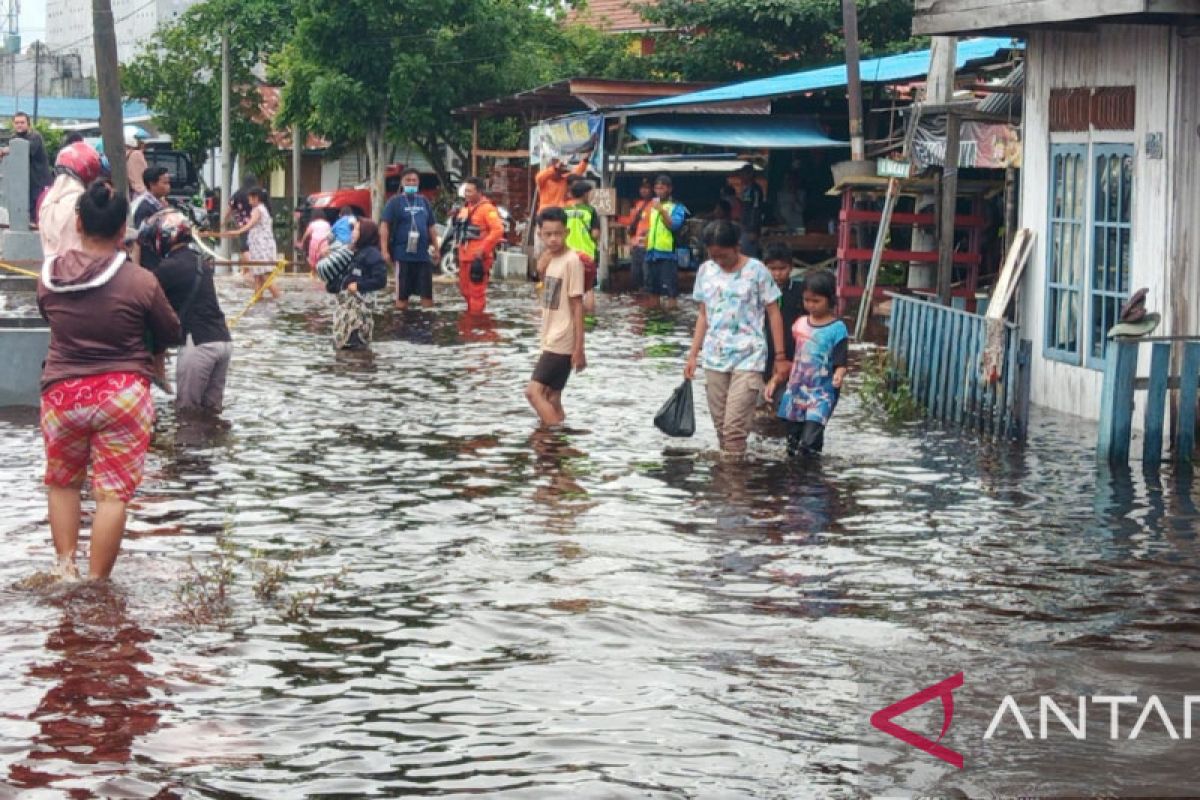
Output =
[
  {"x1": 1044, "y1": 145, "x2": 1087, "y2": 363},
  {"x1": 1086, "y1": 145, "x2": 1134, "y2": 368}
]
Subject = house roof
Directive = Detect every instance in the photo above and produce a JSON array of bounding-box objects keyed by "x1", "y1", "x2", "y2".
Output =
[
  {"x1": 565, "y1": 0, "x2": 662, "y2": 33},
  {"x1": 257, "y1": 86, "x2": 329, "y2": 151},
  {"x1": 627, "y1": 114, "x2": 847, "y2": 150},
  {"x1": 618, "y1": 37, "x2": 1022, "y2": 113},
  {"x1": 453, "y1": 77, "x2": 715, "y2": 120},
  {"x1": 0, "y1": 95, "x2": 149, "y2": 123}
]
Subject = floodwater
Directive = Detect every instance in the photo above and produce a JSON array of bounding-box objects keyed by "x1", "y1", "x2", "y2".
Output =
[{"x1": 1, "y1": 278, "x2": 1199, "y2": 798}]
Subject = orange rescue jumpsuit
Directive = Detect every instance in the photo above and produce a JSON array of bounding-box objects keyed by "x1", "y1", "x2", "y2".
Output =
[{"x1": 455, "y1": 198, "x2": 505, "y2": 314}]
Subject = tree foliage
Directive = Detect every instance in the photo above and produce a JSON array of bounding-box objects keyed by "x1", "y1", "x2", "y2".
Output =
[
  {"x1": 640, "y1": 0, "x2": 920, "y2": 81},
  {"x1": 277, "y1": 0, "x2": 638, "y2": 210},
  {"x1": 123, "y1": 0, "x2": 295, "y2": 175}
]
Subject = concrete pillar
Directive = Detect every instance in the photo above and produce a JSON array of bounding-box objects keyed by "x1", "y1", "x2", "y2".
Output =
[{"x1": 0, "y1": 137, "x2": 45, "y2": 261}]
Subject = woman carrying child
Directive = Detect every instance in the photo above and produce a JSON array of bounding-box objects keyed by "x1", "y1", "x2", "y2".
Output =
[
  {"x1": 326, "y1": 219, "x2": 387, "y2": 349},
  {"x1": 766, "y1": 269, "x2": 849, "y2": 456}
]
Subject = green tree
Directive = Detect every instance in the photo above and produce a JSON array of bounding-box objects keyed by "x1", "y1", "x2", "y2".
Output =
[
  {"x1": 124, "y1": 0, "x2": 295, "y2": 177},
  {"x1": 639, "y1": 0, "x2": 920, "y2": 81},
  {"x1": 279, "y1": 0, "x2": 600, "y2": 216}
]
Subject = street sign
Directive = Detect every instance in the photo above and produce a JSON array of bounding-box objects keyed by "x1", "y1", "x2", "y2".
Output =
[
  {"x1": 876, "y1": 158, "x2": 912, "y2": 179},
  {"x1": 591, "y1": 187, "x2": 616, "y2": 216}
]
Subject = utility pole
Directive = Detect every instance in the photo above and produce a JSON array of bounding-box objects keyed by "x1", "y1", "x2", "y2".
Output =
[
  {"x1": 930, "y1": 37, "x2": 959, "y2": 307},
  {"x1": 220, "y1": 28, "x2": 232, "y2": 261},
  {"x1": 92, "y1": 0, "x2": 126, "y2": 194},
  {"x1": 292, "y1": 123, "x2": 301, "y2": 256},
  {"x1": 841, "y1": 0, "x2": 865, "y2": 161},
  {"x1": 32, "y1": 42, "x2": 40, "y2": 124}
]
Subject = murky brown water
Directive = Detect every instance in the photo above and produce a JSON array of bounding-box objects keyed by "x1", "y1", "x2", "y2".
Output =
[{"x1": 2, "y1": 278, "x2": 1199, "y2": 798}]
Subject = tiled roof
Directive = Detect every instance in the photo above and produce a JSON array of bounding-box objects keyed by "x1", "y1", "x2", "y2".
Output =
[{"x1": 566, "y1": 0, "x2": 659, "y2": 33}]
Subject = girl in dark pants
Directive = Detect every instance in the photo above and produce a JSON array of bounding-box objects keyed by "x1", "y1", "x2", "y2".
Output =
[
  {"x1": 332, "y1": 220, "x2": 388, "y2": 349},
  {"x1": 766, "y1": 269, "x2": 849, "y2": 456}
]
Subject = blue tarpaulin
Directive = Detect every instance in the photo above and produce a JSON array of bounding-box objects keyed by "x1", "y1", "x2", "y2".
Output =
[
  {"x1": 0, "y1": 96, "x2": 150, "y2": 122},
  {"x1": 623, "y1": 37, "x2": 1020, "y2": 112},
  {"x1": 628, "y1": 115, "x2": 847, "y2": 149}
]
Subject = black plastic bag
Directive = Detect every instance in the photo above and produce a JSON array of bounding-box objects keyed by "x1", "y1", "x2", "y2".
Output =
[{"x1": 654, "y1": 380, "x2": 695, "y2": 438}]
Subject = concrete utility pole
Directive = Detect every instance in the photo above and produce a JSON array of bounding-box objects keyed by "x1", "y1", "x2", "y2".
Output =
[
  {"x1": 32, "y1": 43, "x2": 40, "y2": 124},
  {"x1": 220, "y1": 28, "x2": 232, "y2": 260},
  {"x1": 841, "y1": 0, "x2": 865, "y2": 161},
  {"x1": 92, "y1": 0, "x2": 126, "y2": 194},
  {"x1": 931, "y1": 37, "x2": 960, "y2": 307}
]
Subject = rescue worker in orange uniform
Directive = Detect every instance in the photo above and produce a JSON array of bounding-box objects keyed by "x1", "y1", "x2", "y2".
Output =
[
  {"x1": 534, "y1": 150, "x2": 590, "y2": 213},
  {"x1": 454, "y1": 177, "x2": 506, "y2": 314}
]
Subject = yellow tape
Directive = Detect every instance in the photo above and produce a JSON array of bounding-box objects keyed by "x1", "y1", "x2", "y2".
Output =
[
  {"x1": 0, "y1": 261, "x2": 40, "y2": 279},
  {"x1": 228, "y1": 259, "x2": 286, "y2": 328}
]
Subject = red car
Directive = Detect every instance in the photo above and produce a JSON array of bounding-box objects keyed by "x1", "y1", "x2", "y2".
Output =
[{"x1": 307, "y1": 164, "x2": 441, "y2": 217}]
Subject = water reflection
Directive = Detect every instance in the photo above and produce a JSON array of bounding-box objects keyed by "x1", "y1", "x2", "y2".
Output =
[
  {"x1": 0, "y1": 281, "x2": 1198, "y2": 796},
  {"x1": 8, "y1": 583, "x2": 174, "y2": 797}
]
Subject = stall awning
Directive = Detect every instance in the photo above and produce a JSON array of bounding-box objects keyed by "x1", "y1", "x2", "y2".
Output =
[
  {"x1": 620, "y1": 37, "x2": 1021, "y2": 113},
  {"x1": 627, "y1": 115, "x2": 847, "y2": 149}
]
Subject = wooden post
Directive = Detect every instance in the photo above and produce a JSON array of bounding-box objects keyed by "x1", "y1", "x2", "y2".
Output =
[
  {"x1": 1097, "y1": 339, "x2": 1139, "y2": 464},
  {"x1": 855, "y1": 104, "x2": 922, "y2": 341},
  {"x1": 936, "y1": 110, "x2": 961, "y2": 306},
  {"x1": 92, "y1": 0, "x2": 126, "y2": 195},
  {"x1": 841, "y1": 0, "x2": 865, "y2": 161},
  {"x1": 1176, "y1": 341, "x2": 1200, "y2": 461},
  {"x1": 1143, "y1": 342, "x2": 1171, "y2": 465},
  {"x1": 599, "y1": 116, "x2": 629, "y2": 292}
]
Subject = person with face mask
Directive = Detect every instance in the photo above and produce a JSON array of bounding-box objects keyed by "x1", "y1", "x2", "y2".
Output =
[{"x1": 380, "y1": 168, "x2": 439, "y2": 310}]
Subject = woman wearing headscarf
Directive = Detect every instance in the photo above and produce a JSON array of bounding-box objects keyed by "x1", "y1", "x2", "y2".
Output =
[{"x1": 330, "y1": 218, "x2": 388, "y2": 349}]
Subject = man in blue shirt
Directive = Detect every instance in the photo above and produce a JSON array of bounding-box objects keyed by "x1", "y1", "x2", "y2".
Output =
[{"x1": 381, "y1": 168, "x2": 440, "y2": 309}]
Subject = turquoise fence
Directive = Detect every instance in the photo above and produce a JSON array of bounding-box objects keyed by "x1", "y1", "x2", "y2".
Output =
[
  {"x1": 1097, "y1": 337, "x2": 1200, "y2": 465},
  {"x1": 887, "y1": 293, "x2": 1032, "y2": 440}
]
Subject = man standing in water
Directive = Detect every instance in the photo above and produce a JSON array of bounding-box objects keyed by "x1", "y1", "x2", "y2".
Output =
[
  {"x1": 526, "y1": 206, "x2": 586, "y2": 426},
  {"x1": 644, "y1": 175, "x2": 688, "y2": 310},
  {"x1": 453, "y1": 177, "x2": 505, "y2": 314},
  {"x1": 381, "y1": 168, "x2": 439, "y2": 310}
]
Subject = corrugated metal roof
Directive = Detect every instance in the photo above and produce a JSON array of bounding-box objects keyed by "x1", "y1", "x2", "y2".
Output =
[
  {"x1": 623, "y1": 37, "x2": 1022, "y2": 112},
  {"x1": 628, "y1": 114, "x2": 847, "y2": 150},
  {"x1": 0, "y1": 96, "x2": 149, "y2": 122}
]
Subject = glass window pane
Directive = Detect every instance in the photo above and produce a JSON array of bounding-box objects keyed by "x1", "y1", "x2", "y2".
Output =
[{"x1": 1096, "y1": 155, "x2": 1110, "y2": 223}]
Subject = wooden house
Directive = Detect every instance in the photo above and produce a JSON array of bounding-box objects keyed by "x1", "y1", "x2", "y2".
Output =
[{"x1": 913, "y1": 1, "x2": 1200, "y2": 422}]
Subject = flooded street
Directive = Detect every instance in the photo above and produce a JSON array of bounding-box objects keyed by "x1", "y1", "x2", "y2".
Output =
[{"x1": 2, "y1": 278, "x2": 1200, "y2": 798}]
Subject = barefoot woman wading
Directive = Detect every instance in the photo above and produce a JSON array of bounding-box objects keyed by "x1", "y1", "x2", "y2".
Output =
[{"x1": 37, "y1": 181, "x2": 181, "y2": 580}]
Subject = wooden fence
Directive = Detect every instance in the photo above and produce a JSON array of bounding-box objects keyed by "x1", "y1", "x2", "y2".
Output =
[
  {"x1": 1097, "y1": 337, "x2": 1200, "y2": 465},
  {"x1": 887, "y1": 293, "x2": 1032, "y2": 440}
]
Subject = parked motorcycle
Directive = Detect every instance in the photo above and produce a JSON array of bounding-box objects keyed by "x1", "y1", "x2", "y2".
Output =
[{"x1": 436, "y1": 199, "x2": 515, "y2": 276}]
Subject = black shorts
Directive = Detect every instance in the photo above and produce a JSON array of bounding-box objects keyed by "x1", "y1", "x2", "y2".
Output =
[
  {"x1": 531, "y1": 351, "x2": 573, "y2": 392},
  {"x1": 238, "y1": 233, "x2": 250, "y2": 253},
  {"x1": 397, "y1": 260, "x2": 433, "y2": 301}
]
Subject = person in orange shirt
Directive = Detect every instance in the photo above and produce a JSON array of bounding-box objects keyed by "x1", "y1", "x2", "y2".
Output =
[
  {"x1": 454, "y1": 177, "x2": 505, "y2": 314},
  {"x1": 534, "y1": 150, "x2": 591, "y2": 212}
]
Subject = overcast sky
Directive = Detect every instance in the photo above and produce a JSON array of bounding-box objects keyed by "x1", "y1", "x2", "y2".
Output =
[{"x1": 19, "y1": 0, "x2": 46, "y2": 40}]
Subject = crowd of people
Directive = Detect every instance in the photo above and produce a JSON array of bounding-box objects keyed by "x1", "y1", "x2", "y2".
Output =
[{"x1": 25, "y1": 134, "x2": 848, "y2": 581}]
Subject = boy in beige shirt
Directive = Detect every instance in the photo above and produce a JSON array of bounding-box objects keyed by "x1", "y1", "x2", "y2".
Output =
[{"x1": 526, "y1": 206, "x2": 587, "y2": 426}]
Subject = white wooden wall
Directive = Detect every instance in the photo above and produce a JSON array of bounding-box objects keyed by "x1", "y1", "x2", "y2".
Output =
[{"x1": 1019, "y1": 26, "x2": 1178, "y2": 423}]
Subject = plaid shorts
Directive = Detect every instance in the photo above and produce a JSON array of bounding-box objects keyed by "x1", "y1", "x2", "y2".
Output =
[{"x1": 41, "y1": 372, "x2": 154, "y2": 502}]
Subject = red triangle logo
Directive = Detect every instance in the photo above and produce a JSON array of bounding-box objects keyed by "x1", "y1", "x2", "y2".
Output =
[{"x1": 869, "y1": 672, "x2": 965, "y2": 769}]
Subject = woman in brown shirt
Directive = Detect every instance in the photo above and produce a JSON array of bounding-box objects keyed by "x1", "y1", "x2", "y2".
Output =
[{"x1": 37, "y1": 180, "x2": 180, "y2": 580}]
